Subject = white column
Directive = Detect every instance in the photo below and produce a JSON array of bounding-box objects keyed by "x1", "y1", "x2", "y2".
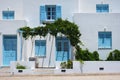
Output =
[{"x1": 0, "y1": 33, "x2": 2, "y2": 67}]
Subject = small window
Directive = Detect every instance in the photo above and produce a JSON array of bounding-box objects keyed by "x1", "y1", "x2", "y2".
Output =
[
  {"x1": 35, "y1": 40, "x2": 46, "y2": 57},
  {"x1": 46, "y1": 5, "x2": 56, "y2": 20},
  {"x1": 98, "y1": 32, "x2": 112, "y2": 49},
  {"x1": 96, "y1": 4, "x2": 109, "y2": 13},
  {"x1": 2, "y1": 11, "x2": 14, "y2": 19},
  {"x1": 40, "y1": 5, "x2": 61, "y2": 23}
]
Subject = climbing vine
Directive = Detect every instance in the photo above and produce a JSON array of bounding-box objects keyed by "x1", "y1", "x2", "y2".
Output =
[{"x1": 19, "y1": 18, "x2": 81, "y2": 47}]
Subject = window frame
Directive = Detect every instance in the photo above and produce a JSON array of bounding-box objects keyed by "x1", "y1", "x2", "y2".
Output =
[
  {"x1": 2, "y1": 11, "x2": 15, "y2": 20},
  {"x1": 98, "y1": 31, "x2": 112, "y2": 49}
]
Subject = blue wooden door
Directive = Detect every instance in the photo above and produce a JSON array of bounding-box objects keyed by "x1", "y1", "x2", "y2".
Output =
[
  {"x1": 3, "y1": 36, "x2": 17, "y2": 66},
  {"x1": 56, "y1": 38, "x2": 70, "y2": 61}
]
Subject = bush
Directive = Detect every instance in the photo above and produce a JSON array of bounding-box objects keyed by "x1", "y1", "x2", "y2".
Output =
[
  {"x1": 107, "y1": 52, "x2": 114, "y2": 61},
  {"x1": 93, "y1": 51, "x2": 99, "y2": 61},
  {"x1": 106, "y1": 49, "x2": 120, "y2": 61},
  {"x1": 66, "y1": 60, "x2": 73, "y2": 69},
  {"x1": 60, "y1": 62, "x2": 66, "y2": 69},
  {"x1": 60, "y1": 60, "x2": 73, "y2": 69},
  {"x1": 75, "y1": 48, "x2": 100, "y2": 61},
  {"x1": 16, "y1": 63, "x2": 26, "y2": 69}
]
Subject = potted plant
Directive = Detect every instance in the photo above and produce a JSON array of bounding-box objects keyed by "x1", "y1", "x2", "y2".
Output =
[
  {"x1": 16, "y1": 63, "x2": 26, "y2": 73},
  {"x1": 60, "y1": 60, "x2": 73, "y2": 72}
]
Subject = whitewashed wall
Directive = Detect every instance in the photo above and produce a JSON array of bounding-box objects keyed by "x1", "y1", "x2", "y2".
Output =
[
  {"x1": 23, "y1": 0, "x2": 79, "y2": 27},
  {"x1": 82, "y1": 61, "x2": 120, "y2": 73},
  {"x1": 0, "y1": 0, "x2": 24, "y2": 20},
  {"x1": 10, "y1": 61, "x2": 35, "y2": 75},
  {"x1": 55, "y1": 61, "x2": 120, "y2": 74},
  {"x1": 0, "y1": 20, "x2": 26, "y2": 66},
  {"x1": 0, "y1": 0, "x2": 78, "y2": 67},
  {"x1": 73, "y1": 13, "x2": 120, "y2": 60},
  {"x1": 79, "y1": 0, "x2": 120, "y2": 13}
]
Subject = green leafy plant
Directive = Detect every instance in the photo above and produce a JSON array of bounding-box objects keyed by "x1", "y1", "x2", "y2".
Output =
[
  {"x1": 79, "y1": 59, "x2": 84, "y2": 64},
  {"x1": 107, "y1": 52, "x2": 114, "y2": 61},
  {"x1": 60, "y1": 62, "x2": 67, "y2": 69},
  {"x1": 19, "y1": 18, "x2": 82, "y2": 48},
  {"x1": 19, "y1": 26, "x2": 31, "y2": 40},
  {"x1": 75, "y1": 47, "x2": 100, "y2": 61},
  {"x1": 60, "y1": 60, "x2": 73, "y2": 69},
  {"x1": 93, "y1": 51, "x2": 100, "y2": 61},
  {"x1": 66, "y1": 60, "x2": 73, "y2": 69},
  {"x1": 16, "y1": 63, "x2": 26, "y2": 69},
  {"x1": 106, "y1": 49, "x2": 120, "y2": 61}
]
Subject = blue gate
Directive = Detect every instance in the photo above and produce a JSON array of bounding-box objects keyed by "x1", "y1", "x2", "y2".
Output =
[{"x1": 3, "y1": 35, "x2": 17, "y2": 66}]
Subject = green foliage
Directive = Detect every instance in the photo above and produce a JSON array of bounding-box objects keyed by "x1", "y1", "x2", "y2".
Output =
[
  {"x1": 19, "y1": 18, "x2": 81, "y2": 47},
  {"x1": 19, "y1": 26, "x2": 31, "y2": 39},
  {"x1": 60, "y1": 62, "x2": 67, "y2": 69},
  {"x1": 93, "y1": 51, "x2": 100, "y2": 61},
  {"x1": 60, "y1": 60, "x2": 73, "y2": 69},
  {"x1": 79, "y1": 59, "x2": 84, "y2": 64},
  {"x1": 16, "y1": 63, "x2": 26, "y2": 69},
  {"x1": 75, "y1": 46, "x2": 100, "y2": 61},
  {"x1": 66, "y1": 60, "x2": 73, "y2": 69},
  {"x1": 107, "y1": 52, "x2": 114, "y2": 61},
  {"x1": 106, "y1": 49, "x2": 120, "y2": 61}
]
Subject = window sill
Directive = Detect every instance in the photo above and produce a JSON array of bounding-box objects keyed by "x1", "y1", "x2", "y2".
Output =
[
  {"x1": 35, "y1": 56, "x2": 46, "y2": 58},
  {"x1": 98, "y1": 48, "x2": 112, "y2": 50},
  {"x1": 42, "y1": 20, "x2": 55, "y2": 24}
]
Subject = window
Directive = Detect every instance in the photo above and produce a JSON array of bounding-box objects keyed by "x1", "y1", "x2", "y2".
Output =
[
  {"x1": 98, "y1": 32, "x2": 112, "y2": 49},
  {"x1": 35, "y1": 40, "x2": 46, "y2": 56},
  {"x1": 56, "y1": 37, "x2": 70, "y2": 61},
  {"x1": 46, "y1": 5, "x2": 56, "y2": 20},
  {"x1": 2, "y1": 11, "x2": 14, "y2": 19},
  {"x1": 40, "y1": 5, "x2": 61, "y2": 23},
  {"x1": 96, "y1": 4, "x2": 109, "y2": 13}
]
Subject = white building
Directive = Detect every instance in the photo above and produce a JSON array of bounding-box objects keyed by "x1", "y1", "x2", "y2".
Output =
[{"x1": 0, "y1": 0, "x2": 120, "y2": 67}]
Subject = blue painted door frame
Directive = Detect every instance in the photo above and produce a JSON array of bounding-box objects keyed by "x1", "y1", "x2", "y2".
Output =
[
  {"x1": 3, "y1": 35, "x2": 17, "y2": 66},
  {"x1": 56, "y1": 37, "x2": 70, "y2": 61}
]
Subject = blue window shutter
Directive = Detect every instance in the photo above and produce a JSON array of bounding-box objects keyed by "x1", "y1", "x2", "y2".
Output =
[
  {"x1": 40, "y1": 41, "x2": 46, "y2": 56},
  {"x1": 35, "y1": 41, "x2": 39, "y2": 56},
  {"x1": 105, "y1": 32, "x2": 111, "y2": 48},
  {"x1": 98, "y1": 32, "x2": 104, "y2": 48},
  {"x1": 40, "y1": 6, "x2": 46, "y2": 23},
  {"x1": 56, "y1": 5, "x2": 61, "y2": 19},
  {"x1": 9, "y1": 11, "x2": 14, "y2": 19},
  {"x1": 35, "y1": 40, "x2": 46, "y2": 56}
]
